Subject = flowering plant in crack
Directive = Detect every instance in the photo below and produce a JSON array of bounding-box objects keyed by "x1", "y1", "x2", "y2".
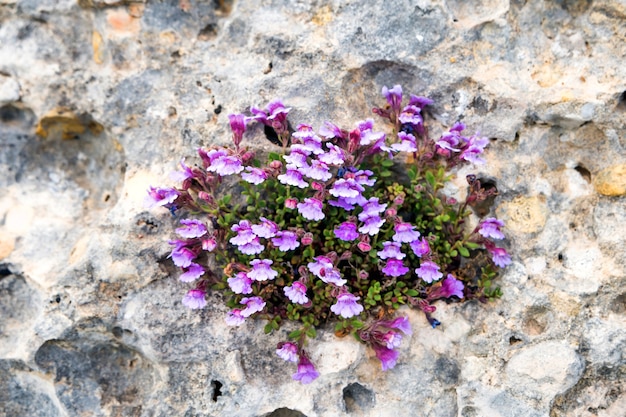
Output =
[{"x1": 146, "y1": 86, "x2": 510, "y2": 383}]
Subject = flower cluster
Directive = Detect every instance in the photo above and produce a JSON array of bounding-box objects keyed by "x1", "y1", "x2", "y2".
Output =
[{"x1": 146, "y1": 85, "x2": 510, "y2": 383}]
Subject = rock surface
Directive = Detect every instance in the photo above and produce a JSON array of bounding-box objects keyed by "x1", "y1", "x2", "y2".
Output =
[{"x1": 1, "y1": 1, "x2": 625, "y2": 416}]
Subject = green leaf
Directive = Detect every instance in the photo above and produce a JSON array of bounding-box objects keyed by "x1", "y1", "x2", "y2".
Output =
[
  {"x1": 465, "y1": 241, "x2": 481, "y2": 249},
  {"x1": 425, "y1": 171, "x2": 436, "y2": 188},
  {"x1": 380, "y1": 170, "x2": 392, "y2": 177},
  {"x1": 381, "y1": 158, "x2": 395, "y2": 167},
  {"x1": 269, "y1": 152, "x2": 281, "y2": 161},
  {"x1": 222, "y1": 194, "x2": 232, "y2": 205},
  {"x1": 406, "y1": 289, "x2": 419, "y2": 297},
  {"x1": 264, "y1": 324, "x2": 273, "y2": 334},
  {"x1": 305, "y1": 327, "x2": 317, "y2": 338},
  {"x1": 458, "y1": 246, "x2": 470, "y2": 257}
]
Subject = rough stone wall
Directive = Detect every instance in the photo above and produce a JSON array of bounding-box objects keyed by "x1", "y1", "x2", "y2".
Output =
[{"x1": 1, "y1": 0, "x2": 625, "y2": 416}]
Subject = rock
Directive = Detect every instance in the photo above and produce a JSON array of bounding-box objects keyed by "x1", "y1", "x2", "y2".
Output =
[
  {"x1": 496, "y1": 196, "x2": 549, "y2": 234},
  {"x1": 593, "y1": 164, "x2": 626, "y2": 196},
  {"x1": 0, "y1": 73, "x2": 20, "y2": 104}
]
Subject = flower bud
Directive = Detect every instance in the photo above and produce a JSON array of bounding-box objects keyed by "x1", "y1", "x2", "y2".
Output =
[
  {"x1": 385, "y1": 208, "x2": 397, "y2": 217},
  {"x1": 311, "y1": 182, "x2": 324, "y2": 191},
  {"x1": 357, "y1": 241, "x2": 371, "y2": 252},
  {"x1": 301, "y1": 232, "x2": 314, "y2": 246},
  {"x1": 393, "y1": 196, "x2": 404, "y2": 206},
  {"x1": 285, "y1": 198, "x2": 298, "y2": 209},
  {"x1": 339, "y1": 250, "x2": 352, "y2": 261},
  {"x1": 198, "y1": 191, "x2": 213, "y2": 203},
  {"x1": 358, "y1": 270, "x2": 369, "y2": 280},
  {"x1": 270, "y1": 160, "x2": 283, "y2": 170},
  {"x1": 202, "y1": 237, "x2": 217, "y2": 252},
  {"x1": 242, "y1": 151, "x2": 255, "y2": 164}
]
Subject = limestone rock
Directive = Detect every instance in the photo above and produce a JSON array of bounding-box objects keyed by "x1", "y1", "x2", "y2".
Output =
[{"x1": 593, "y1": 164, "x2": 626, "y2": 196}]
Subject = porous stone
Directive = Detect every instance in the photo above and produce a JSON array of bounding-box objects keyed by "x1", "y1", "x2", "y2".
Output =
[{"x1": 593, "y1": 164, "x2": 626, "y2": 196}]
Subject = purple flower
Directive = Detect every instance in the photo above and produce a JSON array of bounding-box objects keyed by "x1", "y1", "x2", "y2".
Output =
[
  {"x1": 182, "y1": 289, "x2": 207, "y2": 309},
  {"x1": 283, "y1": 150, "x2": 309, "y2": 167},
  {"x1": 358, "y1": 215, "x2": 385, "y2": 236},
  {"x1": 382, "y1": 259, "x2": 410, "y2": 277},
  {"x1": 440, "y1": 274, "x2": 464, "y2": 299},
  {"x1": 330, "y1": 178, "x2": 364, "y2": 198},
  {"x1": 292, "y1": 126, "x2": 324, "y2": 155},
  {"x1": 354, "y1": 170, "x2": 376, "y2": 187},
  {"x1": 307, "y1": 256, "x2": 333, "y2": 278},
  {"x1": 207, "y1": 154, "x2": 244, "y2": 176},
  {"x1": 387, "y1": 316, "x2": 412, "y2": 335},
  {"x1": 228, "y1": 113, "x2": 248, "y2": 148},
  {"x1": 285, "y1": 198, "x2": 298, "y2": 209},
  {"x1": 319, "y1": 121, "x2": 345, "y2": 139},
  {"x1": 377, "y1": 242, "x2": 406, "y2": 260},
  {"x1": 319, "y1": 267, "x2": 347, "y2": 286},
  {"x1": 382, "y1": 85, "x2": 403, "y2": 114},
  {"x1": 302, "y1": 159, "x2": 332, "y2": 181},
  {"x1": 170, "y1": 242, "x2": 196, "y2": 268},
  {"x1": 334, "y1": 222, "x2": 359, "y2": 241},
  {"x1": 330, "y1": 292, "x2": 364, "y2": 318},
  {"x1": 329, "y1": 197, "x2": 357, "y2": 211},
  {"x1": 276, "y1": 342, "x2": 299, "y2": 362},
  {"x1": 241, "y1": 166, "x2": 268, "y2": 185},
  {"x1": 248, "y1": 259, "x2": 278, "y2": 281},
  {"x1": 358, "y1": 197, "x2": 387, "y2": 220},
  {"x1": 230, "y1": 220, "x2": 256, "y2": 246},
  {"x1": 297, "y1": 198, "x2": 325, "y2": 221},
  {"x1": 170, "y1": 158, "x2": 195, "y2": 182},
  {"x1": 436, "y1": 132, "x2": 462, "y2": 152},
  {"x1": 180, "y1": 263, "x2": 205, "y2": 282},
  {"x1": 237, "y1": 237, "x2": 264, "y2": 255},
  {"x1": 251, "y1": 99, "x2": 290, "y2": 131},
  {"x1": 251, "y1": 217, "x2": 279, "y2": 238},
  {"x1": 318, "y1": 143, "x2": 345, "y2": 166},
  {"x1": 415, "y1": 261, "x2": 443, "y2": 283},
  {"x1": 145, "y1": 186, "x2": 178, "y2": 209},
  {"x1": 278, "y1": 165, "x2": 309, "y2": 188},
  {"x1": 272, "y1": 231, "x2": 300, "y2": 251},
  {"x1": 382, "y1": 331, "x2": 403, "y2": 349},
  {"x1": 292, "y1": 353, "x2": 319, "y2": 384},
  {"x1": 392, "y1": 131, "x2": 417, "y2": 153},
  {"x1": 176, "y1": 219, "x2": 207, "y2": 239},
  {"x1": 408, "y1": 95, "x2": 434, "y2": 108},
  {"x1": 202, "y1": 237, "x2": 217, "y2": 252},
  {"x1": 225, "y1": 309, "x2": 246, "y2": 326},
  {"x1": 284, "y1": 281, "x2": 309, "y2": 304},
  {"x1": 478, "y1": 218, "x2": 505, "y2": 240},
  {"x1": 460, "y1": 135, "x2": 490, "y2": 164},
  {"x1": 357, "y1": 119, "x2": 386, "y2": 146},
  {"x1": 410, "y1": 238, "x2": 430, "y2": 257},
  {"x1": 398, "y1": 105, "x2": 423, "y2": 126},
  {"x1": 373, "y1": 345, "x2": 399, "y2": 371},
  {"x1": 392, "y1": 222, "x2": 421, "y2": 243},
  {"x1": 227, "y1": 272, "x2": 253, "y2": 294},
  {"x1": 240, "y1": 296, "x2": 266, "y2": 317},
  {"x1": 489, "y1": 246, "x2": 511, "y2": 267}
]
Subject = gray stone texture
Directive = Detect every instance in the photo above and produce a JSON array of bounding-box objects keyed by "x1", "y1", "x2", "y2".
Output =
[{"x1": 1, "y1": 0, "x2": 625, "y2": 416}]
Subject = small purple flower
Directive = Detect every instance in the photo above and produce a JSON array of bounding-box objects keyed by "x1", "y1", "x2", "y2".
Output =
[
  {"x1": 276, "y1": 342, "x2": 299, "y2": 362},
  {"x1": 292, "y1": 126, "x2": 324, "y2": 155},
  {"x1": 460, "y1": 135, "x2": 490, "y2": 164},
  {"x1": 334, "y1": 222, "x2": 359, "y2": 241},
  {"x1": 145, "y1": 186, "x2": 178, "y2": 209},
  {"x1": 302, "y1": 159, "x2": 332, "y2": 181},
  {"x1": 329, "y1": 197, "x2": 357, "y2": 211},
  {"x1": 170, "y1": 243, "x2": 196, "y2": 268},
  {"x1": 228, "y1": 113, "x2": 248, "y2": 148},
  {"x1": 272, "y1": 231, "x2": 300, "y2": 251},
  {"x1": 241, "y1": 166, "x2": 268, "y2": 185},
  {"x1": 278, "y1": 165, "x2": 309, "y2": 188},
  {"x1": 207, "y1": 154, "x2": 244, "y2": 176},
  {"x1": 377, "y1": 242, "x2": 406, "y2": 260},
  {"x1": 202, "y1": 237, "x2": 217, "y2": 252},
  {"x1": 240, "y1": 296, "x2": 266, "y2": 317},
  {"x1": 387, "y1": 316, "x2": 412, "y2": 335},
  {"x1": 319, "y1": 267, "x2": 347, "y2": 286},
  {"x1": 382, "y1": 259, "x2": 410, "y2": 277},
  {"x1": 285, "y1": 198, "x2": 298, "y2": 209},
  {"x1": 358, "y1": 215, "x2": 385, "y2": 236},
  {"x1": 354, "y1": 169, "x2": 376, "y2": 187},
  {"x1": 436, "y1": 132, "x2": 462, "y2": 152},
  {"x1": 230, "y1": 220, "x2": 256, "y2": 246},
  {"x1": 284, "y1": 281, "x2": 309, "y2": 304},
  {"x1": 415, "y1": 261, "x2": 443, "y2": 283},
  {"x1": 248, "y1": 259, "x2": 278, "y2": 281},
  {"x1": 408, "y1": 95, "x2": 434, "y2": 108},
  {"x1": 330, "y1": 292, "x2": 364, "y2": 318},
  {"x1": 292, "y1": 353, "x2": 319, "y2": 384},
  {"x1": 392, "y1": 131, "x2": 417, "y2": 153},
  {"x1": 398, "y1": 105, "x2": 423, "y2": 126},
  {"x1": 330, "y1": 178, "x2": 364, "y2": 198},
  {"x1": 319, "y1": 121, "x2": 345, "y2": 139},
  {"x1": 392, "y1": 222, "x2": 421, "y2": 243},
  {"x1": 227, "y1": 272, "x2": 253, "y2": 294},
  {"x1": 238, "y1": 237, "x2": 264, "y2": 255},
  {"x1": 297, "y1": 198, "x2": 325, "y2": 221},
  {"x1": 307, "y1": 256, "x2": 333, "y2": 278},
  {"x1": 251, "y1": 99, "x2": 290, "y2": 130},
  {"x1": 176, "y1": 219, "x2": 207, "y2": 239},
  {"x1": 170, "y1": 158, "x2": 195, "y2": 182},
  {"x1": 318, "y1": 143, "x2": 345, "y2": 166},
  {"x1": 478, "y1": 217, "x2": 505, "y2": 240},
  {"x1": 358, "y1": 197, "x2": 387, "y2": 221},
  {"x1": 382, "y1": 85, "x2": 403, "y2": 114},
  {"x1": 182, "y1": 289, "x2": 207, "y2": 309},
  {"x1": 357, "y1": 119, "x2": 386, "y2": 146},
  {"x1": 440, "y1": 274, "x2": 464, "y2": 299},
  {"x1": 283, "y1": 150, "x2": 310, "y2": 167},
  {"x1": 489, "y1": 246, "x2": 511, "y2": 267},
  {"x1": 373, "y1": 345, "x2": 399, "y2": 371},
  {"x1": 251, "y1": 217, "x2": 279, "y2": 238},
  {"x1": 180, "y1": 263, "x2": 205, "y2": 282},
  {"x1": 225, "y1": 309, "x2": 246, "y2": 326},
  {"x1": 410, "y1": 238, "x2": 430, "y2": 257},
  {"x1": 382, "y1": 331, "x2": 402, "y2": 349}
]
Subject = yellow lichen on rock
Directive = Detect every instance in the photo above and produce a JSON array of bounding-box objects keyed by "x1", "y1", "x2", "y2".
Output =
[
  {"x1": 593, "y1": 164, "x2": 626, "y2": 196},
  {"x1": 496, "y1": 196, "x2": 549, "y2": 234},
  {"x1": 35, "y1": 108, "x2": 104, "y2": 140}
]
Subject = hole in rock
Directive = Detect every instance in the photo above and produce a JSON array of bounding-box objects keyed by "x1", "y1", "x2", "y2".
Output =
[
  {"x1": 468, "y1": 178, "x2": 498, "y2": 217},
  {"x1": 210, "y1": 380, "x2": 223, "y2": 402},
  {"x1": 263, "y1": 123, "x2": 293, "y2": 147},
  {"x1": 198, "y1": 23, "x2": 218, "y2": 41},
  {"x1": 0, "y1": 263, "x2": 12, "y2": 277},
  {"x1": 509, "y1": 335, "x2": 523, "y2": 345},
  {"x1": 618, "y1": 91, "x2": 626, "y2": 111},
  {"x1": 214, "y1": 105, "x2": 222, "y2": 114},
  {"x1": 261, "y1": 408, "x2": 307, "y2": 417},
  {"x1": 343, "y1": 382, "x2": 375, "y2": 413},
  {"x1": 557, "y1": 253, "x2": 563, "y2": 262},
  {"x1": 574, "y1": 165, "x2": 591, "y2": 182}
]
